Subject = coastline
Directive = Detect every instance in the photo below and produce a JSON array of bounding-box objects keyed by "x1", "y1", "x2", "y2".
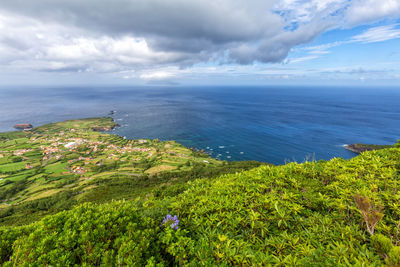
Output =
[
  {"x1": 344, "y1": 143, "x2": 392, "y2": 154},
  {"x1": 2, "y1": 116, "x2": 395, "y2": 163}
]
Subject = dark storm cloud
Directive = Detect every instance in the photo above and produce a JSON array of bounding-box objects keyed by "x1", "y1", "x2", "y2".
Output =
[
  {"x1": 1, "y1": 0, "x2": 399, "y2": 75},
  {"x1": 0, "y1": 0, "x2": 279, "y2": 42},
  {"x1": 0, "y1": 0, "x2": 299, "y2": 64}
]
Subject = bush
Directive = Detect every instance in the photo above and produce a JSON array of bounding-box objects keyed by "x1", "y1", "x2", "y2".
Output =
[
  {"x1": 388, "y1": 246, "x2": 400, "y2": 266},
  {"x1": 0, "y1": 179, "x2": 29, "y2": 201},
  {"x1": 0, "y1": 225, "x2": 33, "y2": 263},
  {"x1": 158, "y1": 148, "x2": 400, "y2": 265},
  {"x1": 6, "y1": 201, "x2": 169, "y2": 266},
  {"x1": 372, "y1": 234, "x2": 393, "y2": 256}
]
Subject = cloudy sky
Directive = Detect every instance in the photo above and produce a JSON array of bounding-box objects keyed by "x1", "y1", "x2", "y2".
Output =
[{"x1": 0, "y1": 0, "x2": 399, "y2": 86}]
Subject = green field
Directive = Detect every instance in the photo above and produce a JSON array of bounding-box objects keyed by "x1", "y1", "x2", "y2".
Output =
[{"x1": 0, "y1": 162, "x2": 26, "y2": 173}]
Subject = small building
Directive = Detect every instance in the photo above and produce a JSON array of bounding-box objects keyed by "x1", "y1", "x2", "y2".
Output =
[{"x1": 65, "y1": 142, "x2": 76, "y2": 148}]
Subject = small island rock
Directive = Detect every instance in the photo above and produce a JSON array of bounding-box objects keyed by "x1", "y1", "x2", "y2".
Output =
[{"x1": 14, "y1": 123, "x2": 33, "y2": 130}]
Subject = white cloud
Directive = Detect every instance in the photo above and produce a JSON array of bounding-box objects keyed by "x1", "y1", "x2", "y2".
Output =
[
  {"x1": 0, "y1": 12, "x2": 187, "y2": 73},
  {"x1": 274, "y1": 0, "x2": 348, "y2": 24},
  {"x1": 346, "y1": 0, "x2": 400, "y2": 26},
  {"x1": 292, "y1": 24, "x2": 400, "y2": 64},
  {"x1": 0, "y1": 0, "x2": 399, "y2": 80},
  {"x1": 139, "y1": 71, "x2": 175, "y2": 80},
  {"x1": 351, "y1": 24, "x2": 400, "y2": 43},
  {"x1": 289, "y1": 55, "x2": 320, "y2": 63}
]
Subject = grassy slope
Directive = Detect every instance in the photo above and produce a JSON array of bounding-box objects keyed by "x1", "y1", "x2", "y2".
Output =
[
  {"x1": 1, "y1": 145, "x2": 400, "y2": 265},
  {"x1": 0, "y1": 118, "x2": 265, "y2": 225}
]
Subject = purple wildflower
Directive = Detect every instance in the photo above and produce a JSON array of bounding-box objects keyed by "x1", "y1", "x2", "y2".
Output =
[{"x1": 162, "y1": 214, "x2": 179, "y2": 230}]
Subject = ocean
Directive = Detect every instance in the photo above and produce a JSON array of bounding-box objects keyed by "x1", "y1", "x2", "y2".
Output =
[{"x1": 0, "y1": 85, "x2": 399, "y2": 164}]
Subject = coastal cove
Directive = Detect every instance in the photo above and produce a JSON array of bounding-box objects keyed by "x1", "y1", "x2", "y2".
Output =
[{"x1": 1, "y1": 86, "x2": 399, "y2": 164}]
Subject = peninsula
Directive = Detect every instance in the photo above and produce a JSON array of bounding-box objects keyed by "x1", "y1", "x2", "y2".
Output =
[{"x1": 344, "y1": 143, "x2": 392, "y2": 153}]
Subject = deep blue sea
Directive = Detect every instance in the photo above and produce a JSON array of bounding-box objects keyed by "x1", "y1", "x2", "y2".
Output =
[{"x1": 0, "y1": 86, "x2": 399, "y2": 164}]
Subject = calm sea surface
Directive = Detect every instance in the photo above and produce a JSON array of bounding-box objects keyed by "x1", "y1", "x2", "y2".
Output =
[{"x1": 0, "y1": 86, "x2": 399, "y2": 164}]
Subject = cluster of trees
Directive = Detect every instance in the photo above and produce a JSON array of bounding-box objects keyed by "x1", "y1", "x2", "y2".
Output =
[
  {"x1": 91, "y1": 161, "x2": 120, "y2": 172},
  {"x1": 0, "y1": 190, "x2": 78, "y2": 226},
  {"x1": 0, "y1": 178, "x2": 28, "y2": 202}
]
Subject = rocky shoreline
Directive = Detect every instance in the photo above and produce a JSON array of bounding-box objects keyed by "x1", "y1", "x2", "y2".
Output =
[
  {"x1": 91, "y1": 117, "x2": 120, "y2": 131},
  {"x1": 11, "y1": 117, "x2": 120, "y2": 133},
  {"x1": 91, "y1": 124, "x2": 120, "y2": 132},
  {"x1": 344, "y1": 143, "x2": 392, "y2": 154}
]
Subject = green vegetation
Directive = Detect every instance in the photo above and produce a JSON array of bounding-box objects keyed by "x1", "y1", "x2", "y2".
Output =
[
  {"x1": 0, "y1": 118, "x2": 264, "y2": 225},
  {"x1": 1, "y1": 118, "x2": 400, "y2": 265}
]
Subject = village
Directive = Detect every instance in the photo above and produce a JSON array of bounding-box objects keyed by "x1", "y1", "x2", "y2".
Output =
[{"x1": 0, "y1": 117, "x2": 221, "y2": 206}]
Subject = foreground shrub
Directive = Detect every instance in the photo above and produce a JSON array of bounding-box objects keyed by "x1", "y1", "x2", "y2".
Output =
[
  {"x1": 161, "y1": 148, "x2": 400, "y2": 265},
  {"x1": 5, "y1": 201, "x2": 168, "y2": 266},
  {"x1": 0, "y1": 226, "x2": 33, "y2": 263},
  {"x1": 372, "y1": 234, "x2": 393, "y2": 256},
  {"x1": 388, "y1": 246, "x2": 400, "y2": 266}
]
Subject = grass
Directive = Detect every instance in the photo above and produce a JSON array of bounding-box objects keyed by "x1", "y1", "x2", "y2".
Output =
[
  {"x1": 145, "y1": 165, "x2": 177, "y2": 174},
  {"x1": 0, "y1": 162, "x2": 26, "y2": 173},
  {"x1": 44, "y1": 162, "x2": 68, "y2": 175},
  {"x1": 25, "y1": 188, "x2": 63, "y2": 201}
]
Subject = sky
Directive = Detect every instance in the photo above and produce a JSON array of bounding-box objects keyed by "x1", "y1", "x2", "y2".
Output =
[{"x1": 0, "y1": 0, "x2": 399, "y2": 86}]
